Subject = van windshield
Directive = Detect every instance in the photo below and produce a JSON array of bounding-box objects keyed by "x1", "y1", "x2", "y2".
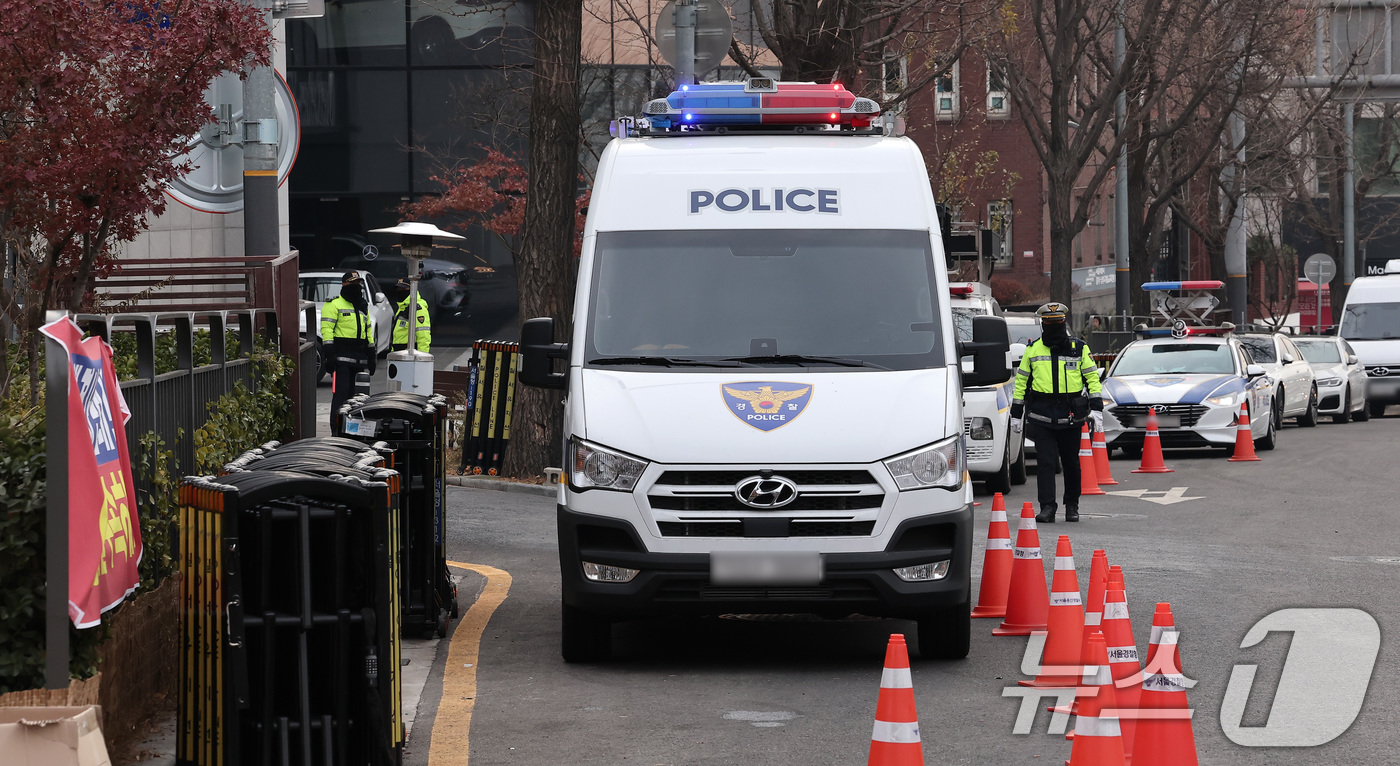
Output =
[
  {"x1": 585, "y1": 229, "x2": 945, "y2": 371},
  {"x1": 1340, "y1": 301, "x2": 1400, "y2": 340}
]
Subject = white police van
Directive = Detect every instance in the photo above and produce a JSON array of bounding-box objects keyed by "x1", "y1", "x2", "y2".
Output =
[
  {"x1": 1339, "y1": 258, "x2": 1400, "y2": 418},
  {"x1": 518, "y1": 80, "x2": 1011, "y2": 662},
  {"x1": 948, "y1": 282, "x2": 1026, "y2": 492}
]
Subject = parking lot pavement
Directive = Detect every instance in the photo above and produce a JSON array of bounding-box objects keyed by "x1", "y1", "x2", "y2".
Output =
[{"x1": 397, "y1": 410, "x2": 1398, "y2": 765}]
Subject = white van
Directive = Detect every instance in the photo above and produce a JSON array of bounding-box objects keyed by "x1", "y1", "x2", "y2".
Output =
[
  {"x1": 948, "y1": 283, "x2": 1026, "y2": 492},
  {"x1": 1338, "y1": 259, "x2": 1400, "y2": 418},
  {"x1": 518, "y1": 81, "x2": 1011, "y2": 662}
]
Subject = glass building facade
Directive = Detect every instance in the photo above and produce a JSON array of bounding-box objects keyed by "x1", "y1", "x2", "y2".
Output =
[{"x1": 285, "y1": 0, "x2": 534, "y2": 344}]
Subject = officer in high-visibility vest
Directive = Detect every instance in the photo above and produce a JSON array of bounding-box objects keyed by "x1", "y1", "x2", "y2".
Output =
[
  {"x1": 390, "y1": 278, "x2": 431, "y2": 353},
  {"x1": 1009, "y1": 302, "x2": 1103, "y2": 523},
  {"x1": 321, "y1": 271, "x2": 376, "y2": 432}
]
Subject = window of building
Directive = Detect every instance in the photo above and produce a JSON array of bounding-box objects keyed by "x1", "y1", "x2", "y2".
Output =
[
  {"x1": 988, "y1": 200, "x2": 1013, "y2": 263},
  {"x1": 986, "y1": 64, "x2": 1010, "y2": 117},
  {"x1": 935, "y1": 61, "x2": 959, "y2": 119},
  {"x1": 883, "y1": 56, "x2": 906, "y2": 100}
]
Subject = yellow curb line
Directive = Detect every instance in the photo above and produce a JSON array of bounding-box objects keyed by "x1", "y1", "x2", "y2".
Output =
[{"x1": 429, "y1": 561, "x2": 512, "y2": 766}]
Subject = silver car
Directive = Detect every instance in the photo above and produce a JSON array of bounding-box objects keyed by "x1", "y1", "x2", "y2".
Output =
[
  {"x1": 1292, "y1": 336, "x2": 1371, "y2": 423},
  {"x1": 1236, "y1": 333, "x2": 1320, "y2": 429}
]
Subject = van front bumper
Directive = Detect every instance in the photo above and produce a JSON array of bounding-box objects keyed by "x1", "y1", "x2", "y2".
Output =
[{"x1": 557, "y1": 504, "x2": 973, "y2": 620}]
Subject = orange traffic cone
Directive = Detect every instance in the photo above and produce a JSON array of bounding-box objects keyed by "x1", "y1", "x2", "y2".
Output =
[
  {"x1": 1063, "y1": 550, "x2": 1110, "y2": 728},
  {"x1": 1101, "y1": 567, "x2": 1142, "y2": 758},
  {"x1": 1128, "y1": 604, "x2": 1199, "y2": 766},
  {"x1": 1091, "y1": 426, "x2": 1119, "y2": 485},
  {"x1": 1067, "y1": 632, "x2": 1128, "y2": 766},
  {"x1": 1131, "y1": 410, "x2": 1173, "y2": 474},
  {"x1": 1021, "y1": 536, "x2": 1085, "y2": 688},
  {"x1": 993, "y1": 503, "x2": 1050, "y2": 637},
  {"x1": 1227, "y1": 402, "x2": 1261, "y2": 462},
  {"x1": 1079, "y1": 424, "x2": 1107, "y2": 495},
  {"x1": 972, "y1": 493, "x2": 1014, "y2": 619},
  {"x1": 868, "y1": 634, "x2": 924, "y2": 766}
]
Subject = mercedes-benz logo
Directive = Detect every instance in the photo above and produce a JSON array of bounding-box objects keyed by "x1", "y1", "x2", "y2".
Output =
[
  {"x1": 1372, "y1": 367, "x2": 1391, "y2": 377},
  {"x1": 734, "y1": 475, "x2": 798, "y2": 509}
]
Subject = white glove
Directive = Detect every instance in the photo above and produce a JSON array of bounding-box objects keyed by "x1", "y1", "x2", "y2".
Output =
[
  {"x1": 1091, "y1": 411, "x2": 1104, "y2": 431},
  {"x1": 1011, "y1": 417, "x2": 1023, "y2": 433}
]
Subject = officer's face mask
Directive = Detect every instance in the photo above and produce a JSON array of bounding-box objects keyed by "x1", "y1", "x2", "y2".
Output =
[
  {"x1": 1042, "y1": 320, "x2": 1070, "y2": 346},
  {"x1": 341, "y1": 283, "x2": 368, "y2": 310}
]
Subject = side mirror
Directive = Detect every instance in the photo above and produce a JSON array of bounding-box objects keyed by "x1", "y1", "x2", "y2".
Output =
[
  {"x1": 519, "y1": 317, "x2": 569, "y2": 389},
  {"x1": 1281, "y1": 352, "x2": 1294, "y2": 364},
  {"x1": 375, "y1": 292, "x2": 388, "y2": 305},
  {"x1": 960, "y1": 315, "x2": 1011, "y2": 386},
  {"x1": 1009, "y1": 341, "x2": 1028, "y2": 366},
  {"x1": 1246, "y1": 364, "x2": 1267, "y2": 379},
  {"x1": 1348, "y1": 353, "x2": 1359, "y2": 366}
]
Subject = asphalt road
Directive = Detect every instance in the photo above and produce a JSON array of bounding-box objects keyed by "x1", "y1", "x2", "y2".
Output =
[{"x1": 408, "y1": 411, "x2": 1400, "y2": 765}]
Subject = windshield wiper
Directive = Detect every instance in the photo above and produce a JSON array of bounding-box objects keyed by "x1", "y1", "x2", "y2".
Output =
[
  {"x1": 588, "y1": 356, "x2": 744, "y2": 368},
  {"x1": 721, "y1": 354, "x2": 890, "y2": 370}
]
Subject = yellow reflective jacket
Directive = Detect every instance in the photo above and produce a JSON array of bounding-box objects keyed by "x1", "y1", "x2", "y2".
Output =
[
  {"x1": 1012, "y1": 338, "x2": 1102, "y2": 403},
  {"x1": 393, "y1": 295, "x2": 431, "y2": 352},
  {"x1": 320, "y1": 295, "x2": 374, "y2": 345}
]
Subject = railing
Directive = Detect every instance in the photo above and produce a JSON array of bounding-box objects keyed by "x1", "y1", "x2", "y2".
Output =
[{"x1": 75, "y1": 308, "x2": 310, "y2": 492}]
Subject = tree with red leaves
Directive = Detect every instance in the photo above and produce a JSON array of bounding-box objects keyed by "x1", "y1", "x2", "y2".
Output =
[
  {"x1": 0, "y1": 0, "x2": 271, "y2": 397},
  {"x1": 406, "y1": 147, "x2": 589, "y2": 258}
]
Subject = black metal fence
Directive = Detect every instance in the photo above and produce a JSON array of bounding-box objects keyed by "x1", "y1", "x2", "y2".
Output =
[{"x1": 74, "y1": 308, "x2": 316, "y2": 491}]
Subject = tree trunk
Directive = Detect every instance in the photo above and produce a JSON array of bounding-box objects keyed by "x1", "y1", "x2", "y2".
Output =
[
  {"x1": 1048, "y1": 180, "x2": 1075, "y2": 312},
  {"x1": 502, "y1": 0, "x2": 582, "y2": 478}
]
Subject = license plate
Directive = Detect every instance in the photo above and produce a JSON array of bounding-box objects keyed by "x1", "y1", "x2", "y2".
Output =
[
  {"x1": 710, "y1": 551, "x2": 823, "y2": 586},
  {"x1": 1137, "y1": 414, "x2": 1180, "y2": 428}
]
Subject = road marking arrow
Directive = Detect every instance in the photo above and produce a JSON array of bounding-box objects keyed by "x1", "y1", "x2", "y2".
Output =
[{"x1": 1106, "y1": 486, "x2": 1202, "y2": 505}]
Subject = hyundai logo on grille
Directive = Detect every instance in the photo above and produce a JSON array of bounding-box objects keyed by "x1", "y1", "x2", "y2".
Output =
[
  {"x1": 1150, "y1": 404, "x2": 1170, "y2": 414},
  {"x1": 1372, "y1": 367, "x2": 1391, "y2": 377},
  {"x1": 734, "y1": 476, "x2": 798, "y2": 509}
]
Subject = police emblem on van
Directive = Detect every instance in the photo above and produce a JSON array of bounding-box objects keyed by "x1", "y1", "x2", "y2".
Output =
[{"x1": 722, "y1": 382, "x2": 813, "y2": 431}]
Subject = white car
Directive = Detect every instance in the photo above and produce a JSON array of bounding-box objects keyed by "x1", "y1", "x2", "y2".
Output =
[
  {"x1": 1236, "y1": 333, "x2": 1320, "y2": 428},
  {"x1": 299, "y1": 270, "x2": 395, "y2": 380},
  {"x1": 949, "y1": 283, "x2": 1026, "y2": 493},
  {"x1": 1102, "y1": 335, "x2": 1277, "y2": 453},
  {"x1": 1292, "y1": 336, "x2": 1371, "y2": 423}
]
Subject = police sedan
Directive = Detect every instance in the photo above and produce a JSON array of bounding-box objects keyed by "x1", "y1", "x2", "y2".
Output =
[{"x1": 1101, "y1": 335, "x2": 1277, "y2": 454}]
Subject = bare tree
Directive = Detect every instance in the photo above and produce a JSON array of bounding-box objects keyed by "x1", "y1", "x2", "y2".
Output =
[
  {"x1": 595, "y1": 0, "x2": 998, "y2": 108},
  {"x1": 983, "y1": 0, "x2": 1268, "y2": 311},
  {"x1": 1120, "y1": 0, "x2": 1309, "y2": 315}
]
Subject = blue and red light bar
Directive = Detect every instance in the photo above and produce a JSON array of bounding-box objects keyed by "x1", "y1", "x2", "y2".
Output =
[
  {"x1": 1141, "y1": 280, "x2": 1224, "y2": 291},
  {"x1": 642, "y1": 81, "x2": 881, "y2": 129}
]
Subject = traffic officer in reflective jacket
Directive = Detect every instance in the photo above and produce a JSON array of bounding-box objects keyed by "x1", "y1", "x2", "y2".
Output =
[
  {"x1": 1009, "y1": 303, "x2": 1103, "y2": 523},
  {"x1": 321, "y1": 271, "x2": 376, "y2": 432},
  {"x1": 390, "y1": 278, "x2": 431, "y2": 353}
]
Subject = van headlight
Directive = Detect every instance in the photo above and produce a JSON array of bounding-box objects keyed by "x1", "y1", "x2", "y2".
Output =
[
  {"x1": 967, "y1": 417, "x2": 993, "y2": 440},
  {"x1": 884, "y1": 436, "x2": 963, "y2": 490},
  {"x1": 569, "y1": 438, "x2": 647, "y2": 491}
]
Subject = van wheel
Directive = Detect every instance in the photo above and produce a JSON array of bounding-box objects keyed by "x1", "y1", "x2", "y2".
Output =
[
  {"x1": 561, "y1": 603, "x2": 612, "y2": 663},
  {"x1": 917, "y1": 600, "x2": 971, "y2": 660},
  {"x1": 1297, "y1": 386, "x2": 1319, "y2": 427},
  {"x1": 1333, "y1": 389, "x2": 1352, "y2": 424},
  {"x1": 1009, "y1": 443, "x2": 1028, "y2": 485},
  {"x1": 1369, "y1": 400, "x2": 1387, "y2": 418},
  {"x1": 985, "y1": 445, "x2": 1012, "y2": 495}
]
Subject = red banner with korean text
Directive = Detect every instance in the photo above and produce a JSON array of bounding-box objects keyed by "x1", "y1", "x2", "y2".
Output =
[{"x1": 39, "y1": 316, "x2": 143, "y2": 628}]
